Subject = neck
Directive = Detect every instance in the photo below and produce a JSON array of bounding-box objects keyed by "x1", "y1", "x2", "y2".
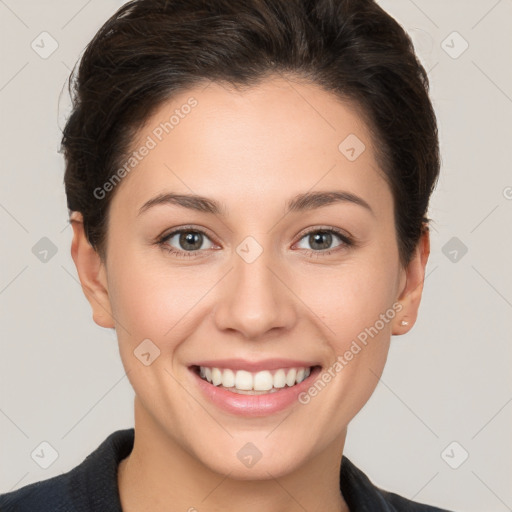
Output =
[{"x1": 118, "y1": 397, "x2": 350, "y2": 512}]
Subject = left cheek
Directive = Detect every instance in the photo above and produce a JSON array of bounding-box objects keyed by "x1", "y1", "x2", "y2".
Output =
[
  {"x1": 320, "y1": 284, "x2": 395, "y2": 361},
  {"x1": 326, "y1": 290, "x2": 394, "y2": 338}
]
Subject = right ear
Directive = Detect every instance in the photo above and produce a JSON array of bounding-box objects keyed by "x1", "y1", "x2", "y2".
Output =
[{"x1": 69, "y1": 212, "x2": 115, "y2": 329}]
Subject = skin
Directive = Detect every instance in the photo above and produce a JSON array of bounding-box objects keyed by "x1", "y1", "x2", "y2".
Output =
[{"x1": 70, "y1": 76, "x2": 430, "y2": 512}]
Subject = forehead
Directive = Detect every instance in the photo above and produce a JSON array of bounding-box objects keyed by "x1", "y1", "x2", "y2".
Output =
[{"x1": 111, "y1": 76, "x2": 390, "y2": 217}]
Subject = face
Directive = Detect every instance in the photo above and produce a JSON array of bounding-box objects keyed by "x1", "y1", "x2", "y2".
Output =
[{"x1": 73, "y1": 76, "x2": 427, "y2": 479}]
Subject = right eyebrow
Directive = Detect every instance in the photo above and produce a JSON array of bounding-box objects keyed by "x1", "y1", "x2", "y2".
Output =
[{"x1": 138, "y1": 192, "x2": 226, "y2": 217}]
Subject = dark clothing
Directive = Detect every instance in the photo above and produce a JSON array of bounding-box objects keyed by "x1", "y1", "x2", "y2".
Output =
[{"x1": 0, "y1": 428, "x2": 452, "y2": 511}]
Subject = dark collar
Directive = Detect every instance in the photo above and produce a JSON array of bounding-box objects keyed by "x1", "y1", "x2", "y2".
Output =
[
  {"x1": 1, "y1": 428, "x2": 450, "y2": 511},
  {"x1": 70, "y1": 428, "x2": 443, "y2": 511}
]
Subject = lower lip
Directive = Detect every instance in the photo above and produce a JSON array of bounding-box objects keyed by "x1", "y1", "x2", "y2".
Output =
[{"x1": 189, "y1": 366, "x2": 322, "y2": 417}]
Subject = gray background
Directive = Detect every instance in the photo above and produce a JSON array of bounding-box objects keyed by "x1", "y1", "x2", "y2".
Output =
[{"x1": 1, "y1": 1, "x2": 511, "y2": 510}]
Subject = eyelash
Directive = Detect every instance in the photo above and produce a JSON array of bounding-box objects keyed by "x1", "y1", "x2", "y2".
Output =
[{"x1": 156, "y1": 225, "x2": 355, "y2": 259}]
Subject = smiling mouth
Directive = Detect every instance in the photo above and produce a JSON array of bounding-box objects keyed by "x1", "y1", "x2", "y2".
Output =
[{"x1": 191, "y1": 365, "x2": 321, "y2": 395}]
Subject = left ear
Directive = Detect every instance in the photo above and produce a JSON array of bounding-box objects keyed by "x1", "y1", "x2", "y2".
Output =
[{"x1": 391, "y1": 226, "x2": 430, "y2": 335}]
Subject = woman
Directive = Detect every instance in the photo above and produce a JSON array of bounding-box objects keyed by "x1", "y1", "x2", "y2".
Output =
[{"x1": 0, "y1": 0, "x2": 452, "y2": 510}]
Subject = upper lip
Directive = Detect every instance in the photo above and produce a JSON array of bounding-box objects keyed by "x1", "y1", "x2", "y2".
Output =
[{"x1": 190, "y1": 358, "x2": 320, "y2": 372}]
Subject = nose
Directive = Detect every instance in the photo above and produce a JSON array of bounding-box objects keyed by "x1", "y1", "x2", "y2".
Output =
[{"x1": 213, "y1": 246, "x2": 298, "y2": 340}]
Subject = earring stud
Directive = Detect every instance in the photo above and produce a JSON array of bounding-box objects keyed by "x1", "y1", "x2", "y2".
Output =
[{"x1": 401, "y1": 320, "x2": 409, "y2": 326}]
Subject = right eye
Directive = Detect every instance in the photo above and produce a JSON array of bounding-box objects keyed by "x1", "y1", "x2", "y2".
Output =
[{"x1": 157, "y1": 227, "x2": 216, "y2": 258}]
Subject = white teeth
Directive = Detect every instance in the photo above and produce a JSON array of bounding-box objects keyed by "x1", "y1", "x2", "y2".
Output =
[
  {"x1": 211, "y1": 367, "x2": 223, "y2": 386},
  {"x1": 285, "y1": 368, "x2": 297, "y2": 387},
  {"x1": 222, "y1": 368, "x2": 235, "y2": 388},
  {"x1": 198, "y1": 365, "x2": 313, "y2": 392},
  {"x1": 235, "y1": 370, "x2": 253, "y2": 390},
  {"x1": 273, "y1": 369, "x2": 286, "y2": 388},
  {"x1": 253, "y1": 370, "x2": 273, "y2": 391}
]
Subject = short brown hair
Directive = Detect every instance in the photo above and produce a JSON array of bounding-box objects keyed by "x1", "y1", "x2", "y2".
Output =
[{"x1": 61, "y1": 0, "x2": 440, "y2": 268}]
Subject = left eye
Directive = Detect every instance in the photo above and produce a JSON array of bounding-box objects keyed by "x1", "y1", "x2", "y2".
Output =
[{"x1": 295, "y1": 229, "x2": 350, "y2": 252}]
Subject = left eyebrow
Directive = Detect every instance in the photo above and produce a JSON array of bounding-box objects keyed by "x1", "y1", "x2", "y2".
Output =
[{"x1": 286, "y1": 190, "x2": 375, "y2": 217}]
